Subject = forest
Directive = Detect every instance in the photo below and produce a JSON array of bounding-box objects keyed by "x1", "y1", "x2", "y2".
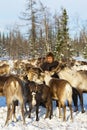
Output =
[{"x1": 0, "y1": 0, "x2": 87, "y2": 61}]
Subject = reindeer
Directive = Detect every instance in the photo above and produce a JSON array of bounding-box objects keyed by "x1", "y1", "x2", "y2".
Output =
[
  {"x1": 0, "y1": 75, "x2": 10, "y2": 96},
  {"x1": 41, "y1": 71, "x2": 73, "y2": 121},
  {"x1": 3, "y1": 75, "x2": 25, "y2": 125},
  {"x1": 54, "y1": 63, "x2": 87, "y2": 113},
  {"x1": 26, "y1": 67, "x2": 43, "y2": 84},
  {"x1": 28, "y1": 81, "x2": 52, "y2": 121},
  {"x1": 0, "y1": 64, "x2": 10, "y2": 75}
]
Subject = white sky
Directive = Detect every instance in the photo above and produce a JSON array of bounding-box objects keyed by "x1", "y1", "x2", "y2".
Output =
[{"x1": 0, "y1": 0, "x2": 87, "y2": 36}]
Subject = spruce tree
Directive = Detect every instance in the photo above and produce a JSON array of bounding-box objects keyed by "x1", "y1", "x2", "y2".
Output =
[{"x1": 55, "y1": 8, "x2": 72, "y2": 60}]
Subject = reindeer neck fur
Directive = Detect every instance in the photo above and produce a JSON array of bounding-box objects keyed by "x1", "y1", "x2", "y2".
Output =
[
  {"x1": 44, "y1": 74, "x2": 52, "y2": 86},
  {"x1": 58, "y1": 67, "x2": 81, "y2": 87},
  {"x1": 59, "y1": 67, "x2": 76, "y2": 79}
]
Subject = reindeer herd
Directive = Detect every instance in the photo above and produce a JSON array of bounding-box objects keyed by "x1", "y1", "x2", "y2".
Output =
[{"x1": 0, "y1": 58, "x2": 87, "y2": 126}]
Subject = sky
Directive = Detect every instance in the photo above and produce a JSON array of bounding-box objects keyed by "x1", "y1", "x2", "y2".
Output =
[{"x1": 0, "y1": 0, "x2": 87, "y2": 37}]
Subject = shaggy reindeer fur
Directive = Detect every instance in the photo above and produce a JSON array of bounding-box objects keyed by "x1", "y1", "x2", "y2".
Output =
[
  {"x1": 43, "y1": 71, "x2": 73, "y2": 121},
  {"x1": 3, "y1": 75, "x2": 25, "y2": 125}
]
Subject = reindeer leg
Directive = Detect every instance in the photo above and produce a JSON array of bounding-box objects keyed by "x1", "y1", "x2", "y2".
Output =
[
  {"x1": 5, "y1": 104, "x2": 11, "y2": 126},
  {"x1": 49, "y1": 100, "x2": 53, "y2": 119},
  {"x1": 79, "y1": 92, "x2": 85, "y2": 113},
  {"x1": 45, "y1": 99, "x2": 52, "y2": 119},
  {"x1": 72, "y1": 92, "x2": 78, "y2": 112},
  {"x1": 59, "y1": 102, "x2": 62, "y2": 118},
  {"x1": 12, "y1": 101, "x2": 17, "y2": 122},
  {"x1": 69, "y1": 104, "x2": 73, "y2": 121},
  {"x1": 45, "y1": 103, "x2": 49, "y2": 119},
  {"x1": 47, "y1": 99, "x2": 52, "y2": 119},
  {"x1": 28, "y1": 104, "x2": 32, "y2": 118},
  {"x1": 63, "y1": 105, "x2": 66, "y2": 121},
  {"x1": 20, "y1": 103, "x2": 25, "y2": 124},
  {"x1": 24, "y1": 103, "x2": 28, "y2": 113},
  {"x1": 36, "y1": 104, "x2": 39, "y2": 121}
]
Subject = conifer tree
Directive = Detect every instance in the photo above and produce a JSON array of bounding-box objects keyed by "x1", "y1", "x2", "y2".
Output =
[{"x1": 55, "y1": 8, "x2": 72, "y2": 60}]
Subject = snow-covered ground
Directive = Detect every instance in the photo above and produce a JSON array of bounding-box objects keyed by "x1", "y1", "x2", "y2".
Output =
[
  {"x1": 1, "y1": 95, "x2": 87, "y2": 130},
  {"x1": 1, "y1": 56, "x2": 87, "y2": 130}
]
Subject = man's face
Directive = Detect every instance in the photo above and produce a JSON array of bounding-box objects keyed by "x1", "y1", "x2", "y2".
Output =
[{"x1": 46, "y1": 56, "x2": 53, "y2": 63}]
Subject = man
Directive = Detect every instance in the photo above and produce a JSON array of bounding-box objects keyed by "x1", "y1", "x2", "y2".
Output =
[
  {"x1": 40, "y1": 52, "x2": 59, "y2": 78},
  {"x1": 40, "y1": 52, "x2": 59, "y2": 107}
]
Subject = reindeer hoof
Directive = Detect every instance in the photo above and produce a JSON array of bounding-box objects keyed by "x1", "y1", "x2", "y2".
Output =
[
  {"x1": 45, "y1": 115, "x2": 48, "y2": 119},
  {"x1": 74, "y1": 107, "x2": 78, "y2": 112},
  {"x1": 13, "y1": 117, "x2": 17, "y2": 122},
  {"x1": 49, "y1": 115, "x2": 52, "y2": 119},
  {"x1": 23, "y1": 121, "x2": 25, "y2": 125},
  {"x1": 28, "y1": 115, "x2": 31, "y2": 118},
  {"x1": 63, "y1": 119, "x2": 66, "y2": 122},
  {"x1": 36, "y1": 118, "x2": 39, "y2": 121},
  {"x1": 70, "y1": 118, "x2": 73, "y2": 122},
  {"x1": 59, "y1": 115, "x2": 62, "y2": 118},
  {"x1": 82, "y1": 109, "x2": 85, "y2": 113}
]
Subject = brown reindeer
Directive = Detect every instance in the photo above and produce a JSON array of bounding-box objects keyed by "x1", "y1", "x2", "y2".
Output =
[
  {"x1": 0, "y1": 64, "x2": 10, "y2": 75},
  {"x1": 0, "y1": 75, "x2": 10, "y2": 96},
  {"x1": 3, "y1": 75, "x2": 25, "y2": 125},
  {"x1": 41, "y1": 71, "x2": 73, "y2": 121},
  {"x1": 28, "y1": 81, "x2": 52, "y2": 121},
  {"x1": 26, "y1": 67, "x2": 43, "y2": 84}
]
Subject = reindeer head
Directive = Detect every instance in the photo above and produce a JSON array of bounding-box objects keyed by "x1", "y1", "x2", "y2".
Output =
[{"x1": 41, "y1": 71, "x2": 54, "y2": 86}]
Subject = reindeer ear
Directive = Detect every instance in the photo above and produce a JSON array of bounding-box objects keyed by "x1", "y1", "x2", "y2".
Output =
[
  {"x1": 45, "y1": 71, "x2": 50, "y2": 74},
  {"x1": 50, "y1": 71, "x2": 54, "y2": 75},
  {"x1": 41, "y1": 72, "x2": 44, "y2": 76}
]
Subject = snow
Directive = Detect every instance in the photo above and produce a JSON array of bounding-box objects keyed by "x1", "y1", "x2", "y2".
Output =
[
  {"x1": 73, "y1": 56, "x2": 87, "y2": 62},
  {"x1": 1, "y1": 57, "x2": 87, "y2": 129},
  {"x1": 0, "y1": 95, "x2": 87, "y2": 130}
]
